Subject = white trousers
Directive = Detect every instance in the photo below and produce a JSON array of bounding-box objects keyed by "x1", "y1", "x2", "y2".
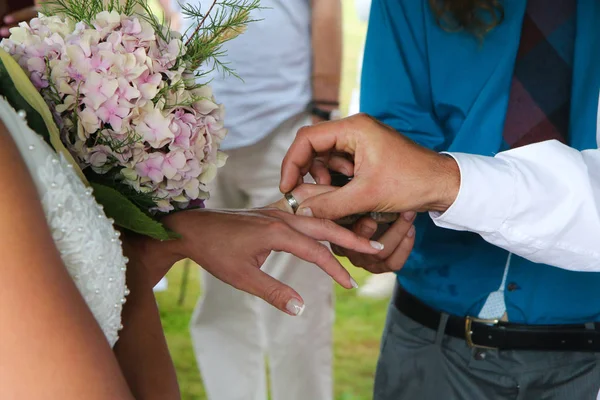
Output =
[{"x1": 190, "y1": 113, "x2": 334, "y2": 400}]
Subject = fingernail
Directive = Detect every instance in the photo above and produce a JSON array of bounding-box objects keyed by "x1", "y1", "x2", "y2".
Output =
[
  {"x1": 407, "y1": 226, "x2": 416, "y2": 238},
  {"x1": 403, "y1": 211, "x2": 416, "y2": 221},
  {"x1": 350, "y1": 277, "x2": 359, "y2": 289},
  {"x1": 0, "y1": 28, "x2": 9, "y2": 37},
  {"x1": 370, "y1": 241, "x2": 384, "y2": 250},
  {"x1": 4, "y1": 16, "x2": 13, "y2": 24},
  {"x1": 298, "y1": 207, "x2": 313, "y2": 217},
  {"x1": 286, "y1": 298, "x2": 305, "y2": 316}
]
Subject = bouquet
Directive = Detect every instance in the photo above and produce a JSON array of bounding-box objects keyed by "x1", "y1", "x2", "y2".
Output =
[{"x1": 0, "y1": 0, "x2": 258, "y2": 239}]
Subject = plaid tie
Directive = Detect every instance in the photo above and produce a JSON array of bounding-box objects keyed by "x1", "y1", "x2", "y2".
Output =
[
  {"x1": 479, "y1": 0, "x2": 577, "y2": 320},
  {"x1": 503, "y1": 0, "x2": 577, "y2": 149}
]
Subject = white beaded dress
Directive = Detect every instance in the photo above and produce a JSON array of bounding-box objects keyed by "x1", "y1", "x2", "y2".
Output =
[{"x1": 0, "y1": 97, "x2": 128, "y2": 347}]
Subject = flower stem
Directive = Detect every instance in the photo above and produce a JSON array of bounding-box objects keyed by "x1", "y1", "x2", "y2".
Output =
[{"x1": 184, "y1": 0, "x2": 218, "y2": 47}]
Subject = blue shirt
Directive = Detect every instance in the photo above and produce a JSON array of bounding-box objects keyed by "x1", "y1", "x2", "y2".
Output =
[{"x1": 361, "y1": 0, "x2": 600, "y2": 324}]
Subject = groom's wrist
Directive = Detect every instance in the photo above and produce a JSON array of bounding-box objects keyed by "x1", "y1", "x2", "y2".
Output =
[{"x1": 426, "y1": 154, "x2": 460, "y2": 213}]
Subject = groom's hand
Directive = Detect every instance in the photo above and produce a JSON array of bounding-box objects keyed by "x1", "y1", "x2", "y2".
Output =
[
  {"x1": 271, "y1": 183, "x2": 417, "y2": 274},
  {"x1": 332, "y1": 212, "x2": 417, "y2": 274},
  {"x1": 279, "y1": 113, "x2": 461, "y2": 219}
]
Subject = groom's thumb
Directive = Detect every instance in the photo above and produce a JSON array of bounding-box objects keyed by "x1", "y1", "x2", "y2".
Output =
[{"x1": 296, "y1": 182, "x2": 369, "y2": 220}]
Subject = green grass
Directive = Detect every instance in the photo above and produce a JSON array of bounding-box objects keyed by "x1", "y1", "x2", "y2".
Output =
[
  {"x1": 157, "y1": 259, "x2": 388, "y2": 400},
  {"x1": 156, "y1": 3, "x2": 386, "y2": 399}
]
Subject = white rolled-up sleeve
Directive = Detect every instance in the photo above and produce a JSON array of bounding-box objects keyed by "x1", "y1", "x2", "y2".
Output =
[{"x1": 431, "y1": 140, "x2": 600, "y2": 272}]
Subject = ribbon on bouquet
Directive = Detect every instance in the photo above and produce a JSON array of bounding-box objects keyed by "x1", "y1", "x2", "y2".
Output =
[{"x1": 0, "y1": 48, "x2": 88, "y2": 185}]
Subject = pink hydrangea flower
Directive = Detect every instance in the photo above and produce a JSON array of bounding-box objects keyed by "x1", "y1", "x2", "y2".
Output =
[{"x1": 2, "y1": 12, "x2": 229, "y2": 212}]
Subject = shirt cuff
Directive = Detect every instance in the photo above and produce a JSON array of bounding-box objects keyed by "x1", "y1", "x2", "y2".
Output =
[{"x1": 429, "y1": 152, "x2": 517, "y2": 233}]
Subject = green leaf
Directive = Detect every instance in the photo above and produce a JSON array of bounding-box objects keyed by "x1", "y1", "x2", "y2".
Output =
[{"x1": 90, "y1": 182, "x2": 180, "y2": 241}]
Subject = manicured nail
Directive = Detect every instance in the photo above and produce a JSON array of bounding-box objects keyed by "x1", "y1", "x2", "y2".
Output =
[
  {"x1": 0, "y1": 28, "x2": 10, "y2": 37},
  {"x1": 403, "y1": 211, "x2": 416, "y2": 221},
  {"x1": 350, "y1": 277, "x2": 359, "y2": 289},
  {"x1": 370, "y1": 241, "x2": 384, "y2": 250},
  {"x1": 407, "y1": 226, "x2": 416, "y2": 238},
  {"x1": 4, "y1": 16, "x2": 13, "y2": 24},
  {"x1": 286, "y1": 298, "x2": 305, "y2": 316},
  {"x1": 298, "y1": 207, "x2": 313, "y2": 217}
]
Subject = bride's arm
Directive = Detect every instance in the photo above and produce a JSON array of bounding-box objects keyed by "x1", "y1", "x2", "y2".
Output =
[
  {"x1": 0, "y1": 121, "x2": 134, "y2": 399},
  {"x1": 113, "y1": 236, "x2": 180, "y2": 400}
]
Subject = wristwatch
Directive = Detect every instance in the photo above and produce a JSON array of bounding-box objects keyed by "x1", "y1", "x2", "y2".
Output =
[{"x1": 310, "y1": 103, "x2": 341, "y2": 121}]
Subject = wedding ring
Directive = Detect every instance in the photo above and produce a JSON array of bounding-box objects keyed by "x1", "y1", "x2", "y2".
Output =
[{"x1": 284, "y1": 192, "x2": 299, "y2": 214}]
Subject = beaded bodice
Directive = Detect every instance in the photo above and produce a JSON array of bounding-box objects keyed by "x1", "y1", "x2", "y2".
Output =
[{"x1": 0, "y1": 98, "x2": 128, "y2": 347}]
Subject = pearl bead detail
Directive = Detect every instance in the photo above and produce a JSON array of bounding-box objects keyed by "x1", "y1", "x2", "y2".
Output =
[
  {"x1": 17, "y1": 110, "x2": 27, "y2": 119},
  {"x1": 33, "y1": 147, "x2": 128, "y2": 347}
]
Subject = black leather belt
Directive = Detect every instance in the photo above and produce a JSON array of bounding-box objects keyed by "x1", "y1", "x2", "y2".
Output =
[{"x1": 394, "y1": 286, "x2": 600, "y2": 352}]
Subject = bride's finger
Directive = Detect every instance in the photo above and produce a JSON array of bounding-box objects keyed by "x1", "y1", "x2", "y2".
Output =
[
  {"x1": 270, "y1": 228, "x2": 358, "y2": 289},
  {"x1": 282, "y1": 214, "x2": 384, "y2": 255},
  {"x1": 241, "y1": 268, "x2": 306, "y2": 316}
]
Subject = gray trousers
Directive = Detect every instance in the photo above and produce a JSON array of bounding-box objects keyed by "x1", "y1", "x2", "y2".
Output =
[{"x1": 374, "y1": 303, "x2": 600, "y2": 400}]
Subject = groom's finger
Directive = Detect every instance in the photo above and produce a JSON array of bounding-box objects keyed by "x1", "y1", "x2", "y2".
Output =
[
  {"x1": 281, "y1": 120, "x2": 358, "y2": 193},
  {"x1": 296, "y1": 180, "x2": 374, "y2": 221},
  {"x1": 309, "y1": 157, "x2": 331, "y2": 185},
  {"x1": 327, "y1": 155, "x2": 354, "y2": 177},
  {"x1": 268, "y1": 184, "x2": 337, "y2": 214},
  {"x1": 271, "y1": 229, "x2": 357, "y2": 289}
]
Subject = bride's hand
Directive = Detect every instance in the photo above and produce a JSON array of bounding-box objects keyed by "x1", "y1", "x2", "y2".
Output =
[{"x1": 128, "y1": 200, "x2": 383, "y2": 316}]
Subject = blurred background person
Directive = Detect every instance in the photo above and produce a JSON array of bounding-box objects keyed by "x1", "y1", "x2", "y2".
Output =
[
  {"x1": 0, "y1": 0, "x2": 36, "y2": 38},
  {"x1": 347, "y1": 0, "x2": 369, "y2": 116},
  {"x1": 177, "y1": 1, "x2": 342, "y2": 400}
]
